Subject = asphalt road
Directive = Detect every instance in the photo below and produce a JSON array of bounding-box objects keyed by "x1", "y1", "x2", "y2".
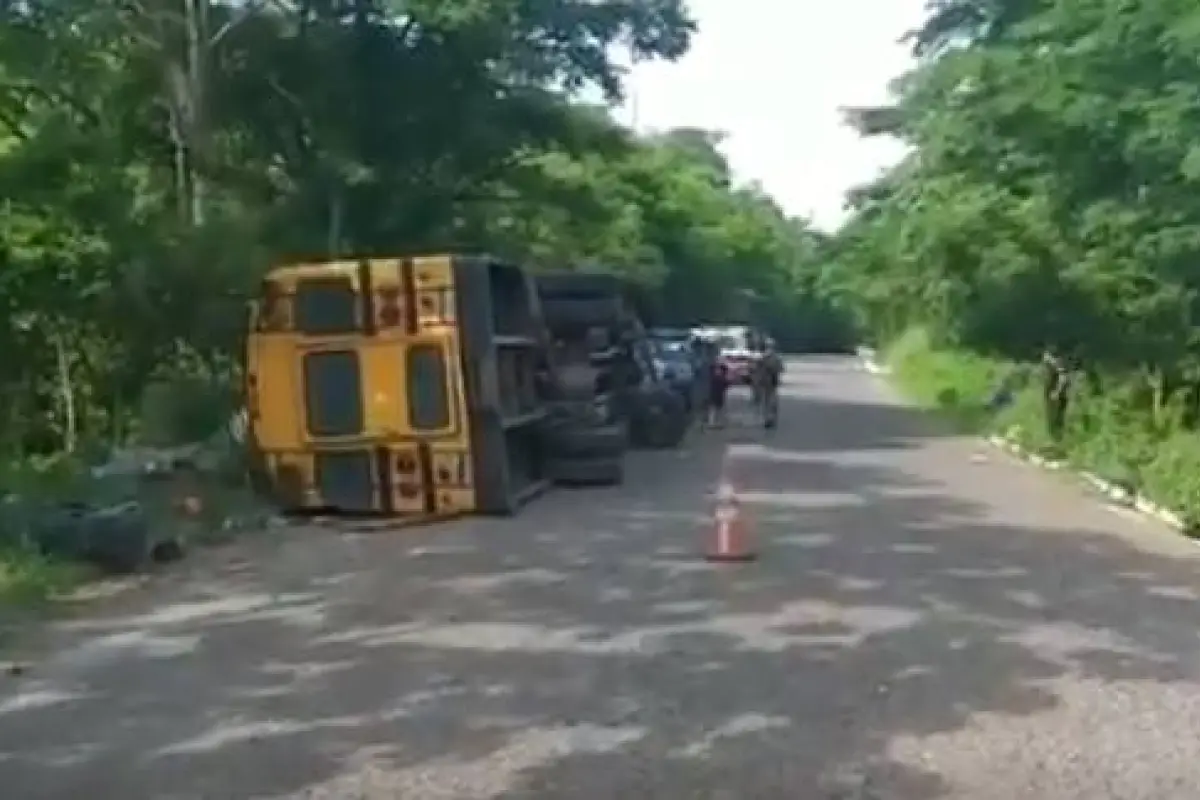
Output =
[{"x1": 5, "y1": 356, "x2": 1200, "y2": 798}]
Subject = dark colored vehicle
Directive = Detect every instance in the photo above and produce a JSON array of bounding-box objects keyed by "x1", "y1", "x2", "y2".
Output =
[{"x1": 650, "y1": 338, "x2": 700, "y2": 412}]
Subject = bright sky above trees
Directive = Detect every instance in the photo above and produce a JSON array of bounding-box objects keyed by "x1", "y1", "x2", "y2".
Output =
[{"x1": 620, "y1": 0, "x2": 924, "y2": 230}]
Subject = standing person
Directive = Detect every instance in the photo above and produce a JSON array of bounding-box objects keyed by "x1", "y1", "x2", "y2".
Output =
[
  {"x1": 754, "y1": 340, "x2": 784, "y2": 427},
  {"x1": 694, "y1": 337, "x2": 717, "y2": 426},
  {"x1": 707, "y1": 357, "x2": 731, "y2": 428},
  {"x1": 1041, "y1": 347, "x2": 1071, "y2": 443},
  {"x1": 691, "y1": 336, "x2": 710, "y2": 425},
  {"x1": 688, "y1": 336, "x2": 709, "y2": 419}
]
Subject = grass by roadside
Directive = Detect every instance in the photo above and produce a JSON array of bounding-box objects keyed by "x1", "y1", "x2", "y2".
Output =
[
  {"x1": 884, "y1": 330, "x2": 1014, "y2": 433},
  {"x1": 0, "y1": 439, "x2": 271, "y2": 625},
  {"x1": 0, "y1": 546, "x2": 91, "y2": 654},
  {"x1": 0, "y1": 548, "x2": 89, "y2": 608},
  {"x1": 881, "y1": 327, "x2": 1200, "y2": 531},
  {"x1": 1, "y1": 457, "x2": 92, "y2": 617}
]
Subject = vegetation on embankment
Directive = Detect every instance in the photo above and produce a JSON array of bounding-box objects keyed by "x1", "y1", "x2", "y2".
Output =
[
  {"x1": 0, "y1": 1, "x2": 851, "y2": 600},
  {"x1": 883, "y1": 328, "x2": 1200, "y2": 530},
  {"x1": 0, "y1": 548, "x2": 87, "y2": 609},
  {"x1": 822, "y1": 0, "x2": 1200, "y2": 529}
]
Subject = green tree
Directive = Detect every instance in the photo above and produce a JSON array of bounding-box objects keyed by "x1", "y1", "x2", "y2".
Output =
[
  {"x1": 0, "y1": 0, "x2": 836, "y2": 460},
  {"x1": 828, "y1": 0, "x2": 1200, "y2": 515}
]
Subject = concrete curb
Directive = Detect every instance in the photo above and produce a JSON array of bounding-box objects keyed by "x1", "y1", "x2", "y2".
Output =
[{"x1": 983, "y1": 434, "x2": 1189, "y2": 533}]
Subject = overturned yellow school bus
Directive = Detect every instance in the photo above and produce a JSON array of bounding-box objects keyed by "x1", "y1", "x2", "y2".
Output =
[{"x1": 245, "y1": 255, "x2": 554, "y2": 521}]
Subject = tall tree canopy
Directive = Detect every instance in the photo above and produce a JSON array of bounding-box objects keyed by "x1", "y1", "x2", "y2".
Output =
[
  {"x1": 0, "y1": 0, "x2": 832, "y2": 454},
  {"x1": 824, "y1": 0, "x2": 1200, "y2": 511},
  {"x1": 828, "y1": 0, "x2": 1200, "y2": 380}
]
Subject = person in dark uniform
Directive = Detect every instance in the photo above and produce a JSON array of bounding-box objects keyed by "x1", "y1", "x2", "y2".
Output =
[
  {"x1": 754, "y1": 340, "x2": 783, "y2": 427},
  {"x1": 707, "y1": 357, "x2": 731, "y2": 428},
  {"x1": 693, "y1": 337, "x2": 715, "y2": 424},
  {"x1": 1041, "y1": 347, "x2": 1071, "y2": 442}
]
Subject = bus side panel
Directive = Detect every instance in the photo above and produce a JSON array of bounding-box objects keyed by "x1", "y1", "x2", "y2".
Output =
[
  {"x1": 310, "y1": 448, "x2": 378, "y2": 512},
  {"x1": 358, "y1": 340, "x2": 406, "y2": 438},
  {"x1": 361, "y1": 255, "x2": 455, "y2": 335},
  {"x1": 428, "y1": 331, "x2": 474, "y2": 514},
  {"x1": 247, "y1": 334, "x2": 302, "y2": 451},
  {"x1": 451, "y1": 257, "x2": 509, "y2": 514},
  {"x1": 411, "y1": 255, "x2": 457, "y2": 331},
  {"x1": 270, "y1": 447, "x2": 383, "y2": 513},
  {"x1": 297, "y1": 336, "x2": 462, "y2": 444},
  {"x1": 386, "y1": 441, "x2": 473, "y2": 517},
  {"x1": 368, "y1": 330, "x2": 474, "y2": 516},
  {"x1": 429, "y1": 442, "x2": 475, "y2": 514},
  {"x1": 266, "y1": 450, "x2": 314, "y2": 510},
  {"x1": 358, "y1": 334, "x2": 467, "y2": 441},
  {"x1": 255, "y1": 257, "x2": 483, "y2": 520}
]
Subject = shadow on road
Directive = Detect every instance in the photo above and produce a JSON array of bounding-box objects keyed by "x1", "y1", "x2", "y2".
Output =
[{"x1": 3, "y1": 382, "x2": 1200, "y2": 798}]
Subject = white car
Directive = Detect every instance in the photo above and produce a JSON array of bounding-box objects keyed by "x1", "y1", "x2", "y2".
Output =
[{"x1": 701, "y1": 325, "x2": 765, "y2": 385}]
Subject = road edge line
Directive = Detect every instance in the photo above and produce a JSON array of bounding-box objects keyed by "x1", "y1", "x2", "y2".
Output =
[{"x1": 983, "y1": 434, "x2": 1191, "y2": 534}]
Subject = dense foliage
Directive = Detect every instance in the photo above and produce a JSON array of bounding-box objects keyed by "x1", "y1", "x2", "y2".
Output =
[
  {"x1": 828, "y1": 0, "x2": 1200, "y2": 521},
  {"x1": 0, "y1": 0, "x2": 835, "y2": 462}
]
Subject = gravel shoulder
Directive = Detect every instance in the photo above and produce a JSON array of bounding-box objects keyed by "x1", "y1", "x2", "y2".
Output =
[{"x1": 5, "y1": 357, "x2": 1200, "y2": 799}]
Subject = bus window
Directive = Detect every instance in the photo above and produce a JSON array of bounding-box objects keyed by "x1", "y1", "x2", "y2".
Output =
[
  {"x1": 406, "y1": 343, "x2": 451, "y2": 431},
  {"x1": 302, "y1": 349, "x2": 364, "y2": 436},
  {"x1": 295, "y1": 277, "x2": 358, "y2": 335}
]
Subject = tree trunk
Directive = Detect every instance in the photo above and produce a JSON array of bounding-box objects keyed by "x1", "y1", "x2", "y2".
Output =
[
  {"x1": 53, "y1": 332, "x2": 77, "y2": 454},
  {"x1": 184, "y1": 0, "x2": 208, "y2": 225}
]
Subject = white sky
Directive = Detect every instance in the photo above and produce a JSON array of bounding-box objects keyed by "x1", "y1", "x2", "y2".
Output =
[{"x1": 617, "y1": 0, "x2": 926, "y2": 231}]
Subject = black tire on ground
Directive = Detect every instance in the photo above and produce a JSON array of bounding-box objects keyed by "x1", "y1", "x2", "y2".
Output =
[
  {"x1": 541, "y1": 421, "x2": 627, "y2": 458},
  {"x1": 629, "y1": 389, "x2": 688, "y2": 449},
  {"x1": 644, "y1": 409, "x2": 689, "y2": 448},
  {"x1": 546, "y1": 455, "x2": 624, "y2": 486},
  {"x1": 34, "y1": 501, "x2": 161, "y2": 574},
  {"x1": 670, "y1": 384, "x2": 692, "y2": 414}
]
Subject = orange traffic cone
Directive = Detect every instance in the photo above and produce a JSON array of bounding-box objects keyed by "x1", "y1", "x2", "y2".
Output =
[{"x1": 705, "y1": 477, "x2": 756, "y2": 562}]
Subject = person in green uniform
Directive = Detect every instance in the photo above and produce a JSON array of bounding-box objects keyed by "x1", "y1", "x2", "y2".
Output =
[
  {"x1": 754, "y1": 340, "x2": 783, "y2": 428},
  {"x1": 1041, "y1": 347, "x2": 1071, "y2": 442}
]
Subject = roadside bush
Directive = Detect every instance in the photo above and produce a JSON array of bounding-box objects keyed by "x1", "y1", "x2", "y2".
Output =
[
  {"x1": 137, "y1": 356, "x2": 238, "y2": 448},
  {"x1": 883, "y1": 326, "x2": 1200, "y2": 530},
  {"x1": 0, "y1": 457, "x2": 94, "y2": 606},
  {"x1": 1140, "y1": 434, "x2": 1200, "y2": 526},
  {"x1": 992, "y1": 385, "x2": 1050, "y2": 452},
  {"x1": 0, "y1": 369, "x2": 258, "y2": 605},
  {"x1": 0, "y1": 544, "x2": 87, "y2": 607},
  {"x1": 886, "y1": 328, "x2": 1014, "y2": 431}
]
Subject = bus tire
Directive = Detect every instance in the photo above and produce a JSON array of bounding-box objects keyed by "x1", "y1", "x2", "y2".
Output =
[
  {"x1": 641, "y1": 411, "x2": 688, "y2": 448},
  {"x1": 546, "y1": 455, "x2": 624, "y2": 486},
  {"x1": 543, "y1": 422, "x2": 627, "y2": 458},
  {"x1": 629, "y1": 389, "x2": 687, "y2": 448}
]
